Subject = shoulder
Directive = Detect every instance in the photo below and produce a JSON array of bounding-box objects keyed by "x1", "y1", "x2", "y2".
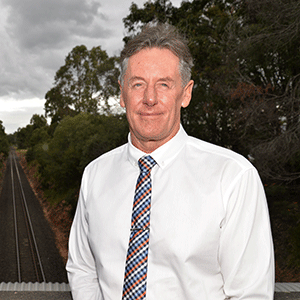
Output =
[
  {"x1": 184, "y1": 136, "x2": 262, "y2": 206},
  {"x1": 185, "y1": 135, "x2": 254, "y2": 172}
]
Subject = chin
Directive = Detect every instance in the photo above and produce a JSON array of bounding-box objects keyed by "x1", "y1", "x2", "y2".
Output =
[{"x1": 139, "y1": 128, "x2": 164, "y2": 138}]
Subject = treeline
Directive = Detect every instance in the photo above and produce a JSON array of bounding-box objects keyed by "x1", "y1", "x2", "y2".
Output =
[
  {"x1": 0, "y1": 121, "x2": 10, "y2": 173},
  {"x1": 10, "y1": 1, "x2": 300, "y2": 215},
  {"x1": 14, "y1": 44, "x2": 128, "y2": 213},
  {"x1": 0, "y1": 121, "x2": 9, "y2": 157},
  {"x1": 16, "y1": 113, "x2": 128, "y2": 213}
]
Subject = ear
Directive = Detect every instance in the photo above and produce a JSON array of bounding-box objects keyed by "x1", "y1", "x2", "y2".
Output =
[
  {"x1": 119, "y1": 80, "x2": 125, "y2": 108},
  {"x1": 181, "y1": 80, "x2": 194, "y2": 108}
]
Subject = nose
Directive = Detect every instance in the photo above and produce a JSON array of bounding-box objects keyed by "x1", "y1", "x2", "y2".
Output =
[{"x1": 143, "y1": 86, "x2": 157, "y2": 106}]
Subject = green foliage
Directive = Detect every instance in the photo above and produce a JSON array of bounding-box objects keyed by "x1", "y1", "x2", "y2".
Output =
[
  {"x1": 25, "y1": 127, "x2": 51, "y2": 163},
  {"x1": 123, "y1": 0, "x2": 174, "y2": 41},
  {"x1": 16, "y1": 126, "x2": 33, "y2": 149},
  {"x1": 45, "y1": 45, "x2": 120, "y2": 121},
  {"x1": 123, "y1": 0, "x2": 300, "y2": 184},
  {"x1": 123, "y1": 0, "x2": 238, "y2": 149},
  {"x1": 230, "y1": 0, "x2": 300, "y2": 90},
  {"x1": 0, "y1": 120, "x2": 10, "y2": 157},
  {"x1": 177, "y1": 0, "x2": 237, "y2": 148},
  {"x1": 34, "y1": 113, "x2": 128, "y2": 210},
  {"x1": 221, "y1": 0, "x2": 300, "y2": 183},
  {"x1": 16, "y1": 114, "x2": 49, "y2": 150}
]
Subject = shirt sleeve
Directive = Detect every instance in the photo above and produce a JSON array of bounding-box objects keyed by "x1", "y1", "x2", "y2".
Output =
[
  {"x1": 219, "y1": 168, "x2": 275, "y2": 299},
  {"x1": 66, "y1": 171, "x2": 103, "y2": 300}
]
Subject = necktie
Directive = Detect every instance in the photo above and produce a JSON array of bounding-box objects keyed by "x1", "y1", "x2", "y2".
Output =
[{"x1": 122, "y1": 155, "x2": 156, "y2": 300}]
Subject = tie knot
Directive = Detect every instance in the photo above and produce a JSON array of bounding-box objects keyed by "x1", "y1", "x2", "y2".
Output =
[{"x1": 138, "y1": 155, "x2": 156, "y2": 173}]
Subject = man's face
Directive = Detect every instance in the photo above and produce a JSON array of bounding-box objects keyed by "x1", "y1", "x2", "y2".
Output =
[{"x1": 120, "y1": 47, "x2": 194, "y2": 153}]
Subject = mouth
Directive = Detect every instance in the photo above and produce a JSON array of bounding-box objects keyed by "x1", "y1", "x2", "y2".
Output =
[{"x1": 139, "y1": 111, "x2": 163, "y2": 117}]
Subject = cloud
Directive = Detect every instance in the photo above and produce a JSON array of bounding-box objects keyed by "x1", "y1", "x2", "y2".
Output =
[
  {"x1": 3, "y1": 0, "x2": 109, "y2": 50},
  {"x1": 0, "y1": 0, "x2": 113, "y2": 100},
  {"x1": 0, "y1": 97, "x2": 45, "y2": 134},
  {"x1": 0, "y1": 0, "x2": 182, "y2": 133},
  {"x1": 0, "y1": 35, "x2": 53, "y2": 99}
]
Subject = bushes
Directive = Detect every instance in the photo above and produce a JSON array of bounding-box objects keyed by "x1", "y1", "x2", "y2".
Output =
[
  {"x1": 31, "y1": 113, "x2": 128, "y2": 212},
  {"x1": 0, "y1": 124, "x2": 9, "y2": 158},
  {"x1": 0, "y1": 120, "x2": 9, "y2": 185},
  {"x1": 0, "y1": 153, "x2": 6, "y2": 178}
]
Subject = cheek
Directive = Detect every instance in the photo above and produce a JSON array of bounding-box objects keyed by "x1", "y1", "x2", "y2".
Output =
[
  {"x1": 171, "y1": 96, "x2": 184, "y2": 115},
  {"x1": 121, "y1": 94, "x2": 133, "y2": 110},
  {"x1": 125, "y1": 91, "x2": 143, "y2": 108}
]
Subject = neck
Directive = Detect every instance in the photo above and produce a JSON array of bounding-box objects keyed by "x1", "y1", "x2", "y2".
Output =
[
  {"x1": 130, "y1": 127, "x2": 180, "y2": 154},
  {"x1": 132, "y1": 139, "x2": 163, "y2": 154}
]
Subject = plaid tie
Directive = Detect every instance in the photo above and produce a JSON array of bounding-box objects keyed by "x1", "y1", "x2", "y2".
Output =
[{"x1": 122, "y1": 155, "x2": 156, "y2": 300}]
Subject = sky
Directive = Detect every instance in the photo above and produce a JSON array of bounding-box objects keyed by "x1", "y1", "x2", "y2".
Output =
[{"x1": 0, "y1": 0, "x2": 182, "y2": 134}]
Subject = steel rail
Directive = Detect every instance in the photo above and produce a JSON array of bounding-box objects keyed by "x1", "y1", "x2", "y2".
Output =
[
  {"x1": 10, "y1": 152, "x2": 21, "y2": 283},
  {"x1": 12, "y1": 150, "x2": 46, "y2": 283}
]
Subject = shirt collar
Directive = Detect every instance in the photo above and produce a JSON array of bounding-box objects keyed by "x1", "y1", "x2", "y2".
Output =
[{"x1": 127, "y1": 124, "x2": 188, "y2": 169}]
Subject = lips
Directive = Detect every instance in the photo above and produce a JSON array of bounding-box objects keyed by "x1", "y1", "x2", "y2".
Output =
[{"x1": 138, "y1": 111, "x2": 163, "y2": 117}]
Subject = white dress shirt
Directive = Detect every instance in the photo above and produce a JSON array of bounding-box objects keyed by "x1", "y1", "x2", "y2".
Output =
[{"x1": 66, "y1": 125, "x2": 274, "y2": 300}]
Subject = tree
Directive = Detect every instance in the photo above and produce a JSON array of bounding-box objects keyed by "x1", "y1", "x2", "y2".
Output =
[
  {"x1": 16, "y1": 114, "x2": 49, "y2": 150},
  {"x1": 45, "y1": 45, "x2": 120, "y2": 121},
  {"x1": 122, "y1": 0, "x2": 174, "y2": 43},
  {"x1": 123, "y1": 0, "x2": 300, "y2": 184},
  {"x1": 16, "y1": 125, "x2": 33, "y2": 149},
  {"x1": 35, "y1": 113, "x2": 128, "y2": 211},
  {"x1": 224, "y1": 0, "x2": 300, "y2": 183},
  {"x1": 123, "y1": 0, "x2": 238, "y2": 148},
  {"x1": 30, "y1": 114, "x2": 48, "y2": 130},
  {"x1": 0, "y1": 121, "x2": 9, "y2": 157}
]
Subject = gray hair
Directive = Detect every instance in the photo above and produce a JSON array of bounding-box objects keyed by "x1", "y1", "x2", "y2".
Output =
[{"x1": 119, "y1": 22, "x2": 193, "y2": 87}]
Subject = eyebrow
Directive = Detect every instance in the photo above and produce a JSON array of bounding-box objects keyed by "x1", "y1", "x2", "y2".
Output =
[
  {"x1": 158, "y1": 77, "x2": 174, "y2": 83},
  {"x1": 128, "y1": 76, "x2": 175, "y2": 84},
  {"x1": 128, "y1": 76, "x2": 144, "y2": 84}
]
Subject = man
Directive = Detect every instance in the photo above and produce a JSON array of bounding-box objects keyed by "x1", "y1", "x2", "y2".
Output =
[{"x1": 66, "y1": 23, "x2": 274, "y2": 299}]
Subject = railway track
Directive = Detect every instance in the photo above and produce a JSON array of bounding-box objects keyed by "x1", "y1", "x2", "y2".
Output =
[
  {"x1": 0, "y1": 148, "x2": 68, "y2": 283},
  {"x1": 10, "y1": 149, "x2": 46, "y2": 283}
]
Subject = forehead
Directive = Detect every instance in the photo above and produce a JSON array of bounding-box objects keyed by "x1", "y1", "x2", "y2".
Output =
[{"x1": 126, "y1": 48, "x2": 180, "y2": 78}]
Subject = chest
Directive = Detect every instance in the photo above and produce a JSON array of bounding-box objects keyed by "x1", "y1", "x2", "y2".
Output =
[{"x1": 86, "y1": 162, "x2": 224, "y2": 264}]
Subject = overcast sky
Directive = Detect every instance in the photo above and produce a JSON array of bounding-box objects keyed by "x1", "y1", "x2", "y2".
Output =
[{"x1": 0, "y1": 0, "x2": 182, "y2": 134}]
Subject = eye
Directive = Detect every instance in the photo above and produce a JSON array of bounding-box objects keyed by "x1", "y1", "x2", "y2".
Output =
[
  {"x1": 131, "y1": 82, "x2": 144, "y2": 89},
  {"x1": 158, "y1": 82, "x2": 170, "y2": 89}
]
